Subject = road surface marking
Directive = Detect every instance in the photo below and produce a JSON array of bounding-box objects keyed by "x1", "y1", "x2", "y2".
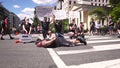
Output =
[
  {"x1": 87, "y1": 39, "x2": 120, "y2": 44},
  {"x1": 47, "y1": 48, "x2": 67, "y2": 68},
  {"x1": 68, "y1": 59, "x2": 120, "y2": 68},
  {"x1": 57, "y1": 44, "x2": 120, "y2": 55}
]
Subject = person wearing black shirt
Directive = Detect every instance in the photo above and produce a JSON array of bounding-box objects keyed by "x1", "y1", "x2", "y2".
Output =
[
  {"x1": 69, "y1": 19, "x2": 77, "y2": 39},
  {"x1": 1, "y1": 16, "x2": 14, "y2": 40},
  {"x1": 41, "y1": 17, "x2": 50, "y2": 39},
  {"x1": 22, "y1": 18, "x2": 32, "y2": 34},
  {"x1": 54, "y1": 20, "x2": 64, "y2": 37},
  {"x1": 90, "y1": 18, "x2": 95, "y2": 35}
]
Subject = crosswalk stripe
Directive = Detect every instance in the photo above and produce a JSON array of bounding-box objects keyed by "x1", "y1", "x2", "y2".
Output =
[
  {"x1": 87, "y1": 39, "x2": 120, "y2": 44},
  {"x1": 48, "y1": 35, "x2": 120, "y2": 68},
  {"x1": 68, "y1": 59, "x2": 120, "y2": 68},
  {"x1": 57, "y1": 44, "x2": 120, "y2": 55}
]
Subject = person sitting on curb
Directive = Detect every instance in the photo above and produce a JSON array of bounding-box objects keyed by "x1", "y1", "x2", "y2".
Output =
[{"x1": 35, "y1": 35, "x2": 87, "y2": 48}]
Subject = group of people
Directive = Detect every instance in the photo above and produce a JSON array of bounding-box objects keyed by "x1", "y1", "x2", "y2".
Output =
[
  {"x1": 0, "y1": 15, "x2": 87, "y2": 48},
  {"x1": 89, "y1": 17, "x2": 120, "y2": 36},
  {"x1": 35, "y1": 15, "x2": 87, "y2": 48}
]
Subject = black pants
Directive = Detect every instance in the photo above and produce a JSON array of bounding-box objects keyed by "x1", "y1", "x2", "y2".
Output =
[{"x1": 42, "y1": 30, "x2": 48, "y2": 39}]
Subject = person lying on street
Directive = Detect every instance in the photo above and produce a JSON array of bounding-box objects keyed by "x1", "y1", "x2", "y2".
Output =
[{"x1": 35, "y1": 35, "x2": 87, "y2": 48}]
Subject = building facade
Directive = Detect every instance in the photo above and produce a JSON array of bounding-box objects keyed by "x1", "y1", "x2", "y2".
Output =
[
  {"x1": 56, "y1": 0, "x2": 109, "y2": 30},
  {"x1": 0, "y1": 3, "x2": 20, "y2": 32}
]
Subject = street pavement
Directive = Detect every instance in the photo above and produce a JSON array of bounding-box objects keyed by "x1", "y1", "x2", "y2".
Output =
[{"x1": 0, "y1": 34, "x2": 120, "y2": 68}]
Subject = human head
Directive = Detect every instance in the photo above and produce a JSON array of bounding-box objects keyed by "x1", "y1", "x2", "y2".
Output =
[
  {"x1": 72, "y1": 19, "x2": 75, "y2": 23},
  {"x1": 44, "y1": 17, "x2": 47, "y2": 22},
  {"x1": 35, "y1": 39, "x2": 42, "y2": 46},
  {"x1": 25, "y1": 18, "x2": 29, "y2": 23}
]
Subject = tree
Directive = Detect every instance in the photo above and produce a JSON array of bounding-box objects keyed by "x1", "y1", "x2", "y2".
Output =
[
  {"x1": 89, "y1": 7, "x2": 106, "y2": 21},
  {"x1": 110, "y1": 3, "x2": 120, "y2": 21},
  {"x1": 109, "y1": 0, "x2": 120, "y2": 7}
]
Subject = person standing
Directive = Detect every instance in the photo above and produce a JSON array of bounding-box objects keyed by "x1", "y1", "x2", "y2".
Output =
[
  {"x1": 22, "y1": 18, "x2": 32, "y2": 34},
  {"x1": 108, "y1": 17, "x2": 114, "y2": 35},
  {"x1": 90, "y1": 18, "x2": 95, "y2": 35},
  {"x1": 41, "y1": 17, "x2": 50, "y2": 39},
  {"x1": 117, "y1": 18, "x2": 120, "y2": 38},
  {"x1": 1, "y1": 16, "x2": 14, "y2": 40},
  {"x1": 54, "y1": 20, "x2": 64, "y2": 37},
  {"x1": 96, "y1": 21, "x2": 101, "y2": 35}
]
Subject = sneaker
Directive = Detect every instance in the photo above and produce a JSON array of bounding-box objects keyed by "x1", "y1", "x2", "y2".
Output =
[
  {"x1": 1, "y1": 37, "x2": 4, "y2": 40},
  {"x1": 84, "y1": 41, "x2": 87, "y2": 45}
]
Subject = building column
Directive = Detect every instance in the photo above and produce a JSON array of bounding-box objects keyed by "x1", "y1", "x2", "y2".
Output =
[{"x1": 81, "y1": 10, "x2": 84, "y2": 22}]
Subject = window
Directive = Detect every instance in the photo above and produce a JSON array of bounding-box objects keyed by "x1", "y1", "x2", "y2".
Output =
[
  {"x1": 99, "y1": 4, "x2": 101, "y2": 6},
  {"x1": 91, "y1": 3, "x2": 93, "y2": 5},
  {"x1": 102, "y1": 0, "x2": 104, "y2": 2},
  {"x1": 74, "y1": 1, "x2": 76, "y2": 4},
  {"x1": 106, "y1": 0, "x2": 108, "y2": 3},
  {"x1": 95, "y1": 3, "x2": 97, "y2": 6},
  {"x1": 69, "y1": 1, "x2": 71, "y2": 5}
]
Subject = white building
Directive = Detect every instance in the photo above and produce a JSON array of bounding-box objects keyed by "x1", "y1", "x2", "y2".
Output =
[{"x1": 56, "y1": 0, "x2": 109, "y2": 30}]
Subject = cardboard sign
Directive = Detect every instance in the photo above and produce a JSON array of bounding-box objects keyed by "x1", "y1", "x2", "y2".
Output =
[
  {"x1": 19, "y1": 34, "x2": 32, "y2": 43},
  {"x1": 53, "y1": 10, "x2": 67, "y2": 20},
  {"x1": 35, "y1": 6, "x2": 53, "y2": 17},
  {"x1": 69, "y1": 11, "x2": 79, "y2": 18}
]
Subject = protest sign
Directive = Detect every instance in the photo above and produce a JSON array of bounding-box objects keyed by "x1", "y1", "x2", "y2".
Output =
[
  {"x1": 53, "y1": 10, "x2": 67, "y2": 20},
  {"x1": 19, "y1": 34, "x2": 32, "y2": 43},
  {"x1": 69, "y1": 11, "x2": 79, "y2": 18},
  {"x1": 35, "y1": 6, "x2": 53, "y2": 17}
]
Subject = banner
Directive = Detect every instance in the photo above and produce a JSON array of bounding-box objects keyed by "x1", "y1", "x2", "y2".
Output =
[
  {"x1": 69, "y1": 11, "x2": 79, "y2": 18},
  {"x1": 53, "y1": 10, "x2": 67, "y2": 20},
  {"x1": 19, "y1": 34, "x2": 32, "y2": 43},
  {"x1": 35, "y1": 6, "x2": 53, "y2": 17}
]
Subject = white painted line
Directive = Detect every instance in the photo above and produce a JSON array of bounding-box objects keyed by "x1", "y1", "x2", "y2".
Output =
[
  {"x1": 68, "y1": 59, "x2": 120, "y2": 68},
  {"x1": 88, "y1": 37, "x2": 111, "y2": 40},
  {"x1": 87, "y1": 39, "x2": 120, "y2": 44},
  {"x1": 57, "y1": 44, "x2": 120, "y2": 55},
  {"x1": 47, "y1": 48, "x2": 67, "y2": 68}
]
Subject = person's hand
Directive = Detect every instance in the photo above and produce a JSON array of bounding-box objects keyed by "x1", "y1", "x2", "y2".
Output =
[
  {"x1": 28, "y1": 32, "x2": 31, "y2": 34},
  {"x1": 25, "y1": 31, "x2": 28, "y2": 34},
  {"x1": 52, "y1": 37, "x2": 56, "y2": 40}
]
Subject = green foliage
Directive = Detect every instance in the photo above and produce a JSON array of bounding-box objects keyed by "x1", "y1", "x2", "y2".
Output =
[
  {"x1": 110, "y1": 6, "x2": 120, "y2": 21},
  {"x1": 89, "y1": 7, "x2": 106, "y2": 20},
  {"x1": 32, "y1": 16, "x2": 40, "y2": 27},
  {"x1": 109, "y1": 0, "x2": 120, "y2": 7},
  {"x1": 62, "y1": 19, "x2": 69, "y2": 33}
]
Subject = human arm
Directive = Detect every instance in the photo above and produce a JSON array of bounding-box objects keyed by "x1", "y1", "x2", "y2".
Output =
[
  {"x1": 28, "y1": 26, "x2": 32, "y2": 34},
  {"x1": 22, "y1": 25, "x2": 28, "y2": 34},
  {"x1": 44, "y1": 37, "x2": 56, "y2": 46}
]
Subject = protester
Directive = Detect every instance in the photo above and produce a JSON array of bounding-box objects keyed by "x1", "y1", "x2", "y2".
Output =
[
  {"x1": 40, "y1": 17, "x2": 50, "y2": 39},
  {"x1": 54, "y1": 20, "x2": 64, "y2": 37},
  {"x1": 35, "y1": 34, "x2": 87, "y2": 48},
  {"x1": 79, "y1": 22, "x2": 84, "y2": 33},
  {"x1": 22, "y1": 18, "x2": 32, "y2": 34},
  {"x1": 37, "y1": 24, "x2": 41, "y2": 33},
  {"x1": 90, "y1": 18, "x2": 95, "y2": 35},
  {"x1": 69, "y1": 19, "x2": 77, "y2": 39},
  {"x1": 1, "y1": 16, "x2": 14, "y2": 40},
  {"x1": 108, "y1": 17, "x2": 114, "y2": 35},
  {"x1": 96, "y1": 21, "x2": 101, "y2": 35},
  {"x1": 117, "y1": 18, "x2": 120, "y2": 38}
]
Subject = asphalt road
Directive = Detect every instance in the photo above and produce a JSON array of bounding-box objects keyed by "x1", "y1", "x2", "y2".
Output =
[{"x1": 0, "y1": 34, "x2": 120, "y2": 68}]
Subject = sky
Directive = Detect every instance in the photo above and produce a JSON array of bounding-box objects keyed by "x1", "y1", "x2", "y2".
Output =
[{"x1": 0, "y1": 0, "x2": 57, "y2": 20}]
